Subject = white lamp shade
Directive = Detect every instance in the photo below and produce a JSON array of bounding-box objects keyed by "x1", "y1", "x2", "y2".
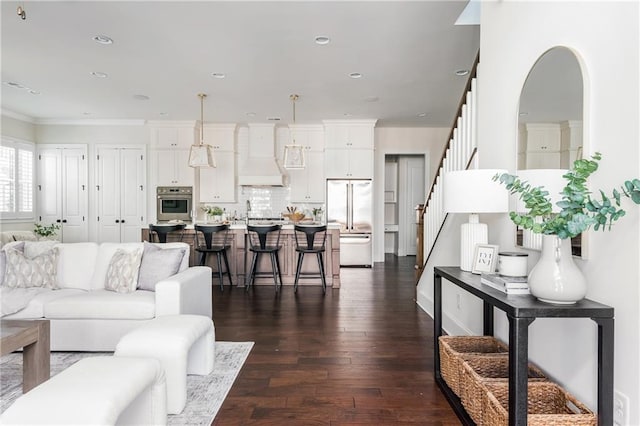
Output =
[
  {"x1": 514, "y1": 169, "x2": 568, "y2": 213},
  {"x1": 188, "y1": 144, "x2": 216, "y2": 168},
  {"x1": 443, "y1": 169, "x2": 509, "y2": 213}
]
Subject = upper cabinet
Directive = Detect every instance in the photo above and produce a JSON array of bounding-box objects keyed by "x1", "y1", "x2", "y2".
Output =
[
  {"x1": 323, "y1": 120, "x2": 377, "y2": 178},
  {"x1": 288, "y1": 125, "x2": 325, "y2": 202},
  {"x1": 148, "y1": 122, "x2": 196, "y2": 187},
  {"x1": 199, "y1": 124, "x2": 237, "y2": 203}
]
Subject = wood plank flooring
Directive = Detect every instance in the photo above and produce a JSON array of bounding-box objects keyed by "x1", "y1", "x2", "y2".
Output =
[{"x1": 212, "y1": 255, "x2": 461, "y2": 425}]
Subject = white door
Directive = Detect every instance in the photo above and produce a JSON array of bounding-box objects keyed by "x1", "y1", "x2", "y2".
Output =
[
  {"x1": 60, "y1": 147, "x2": 87, "y2": 242},
  {"x1": 96, "y1": 148, "x2": 122, "y2": 243},
  {"x1": 37, "y1": 148, "x2": 62, "y2": 226},
  {"x1": 398, "y1": 156, "x2": 425, "y2": 256},
  {"x1": 120, "y1": 148, "x2": 146, "y2": 243}
]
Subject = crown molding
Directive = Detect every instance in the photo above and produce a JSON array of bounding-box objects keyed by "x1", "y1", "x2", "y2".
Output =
[
  {"x1": 1, "y1": 109, "x2": 36, "y2": 123},
  {"x1": 35, "y1": 118, "x2": 146, "y2": 126}
]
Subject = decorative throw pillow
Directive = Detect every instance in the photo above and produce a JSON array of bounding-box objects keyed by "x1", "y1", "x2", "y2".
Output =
[
  {"x1": 137, "y1": 242, "x2": 186, "y2": 291},
  {"x1": 105, "y1": 249, "x2": 143, "y2": 293},
  {"x1": 3, "y1": 247, "x2": 59, "y2": 289},
  {"x1": 24, "y1": 241, "x2": 59, "y2": 258}
]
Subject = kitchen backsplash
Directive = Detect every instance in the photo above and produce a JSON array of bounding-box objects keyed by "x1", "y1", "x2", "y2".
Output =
[{"x1": 198, "y1": 186, "x2": 323, "y2": 221}]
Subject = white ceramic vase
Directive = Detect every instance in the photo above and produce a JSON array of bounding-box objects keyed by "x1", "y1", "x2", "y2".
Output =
[{"x1": 528, "y1": 234, "x2": 587, "y2": 304}]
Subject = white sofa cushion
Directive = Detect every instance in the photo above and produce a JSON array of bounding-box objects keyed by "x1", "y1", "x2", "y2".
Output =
[
  {"x1": 44, "y1": 289, "x2": 156, "y2": 320},
  {"x1": 55, "y1": 243, "x2": 99, "y2": 290},
  {"x1": 3, "y1": 288, "x2": 86, "y2": 319}
]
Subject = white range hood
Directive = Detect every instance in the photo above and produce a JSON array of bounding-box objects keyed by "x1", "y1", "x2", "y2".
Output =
[{"x1": 238, "y1": 123, "x2": 285, "y2": 186}]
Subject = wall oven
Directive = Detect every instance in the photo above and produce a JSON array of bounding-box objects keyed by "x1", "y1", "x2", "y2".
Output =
[{"x1": 156, "y1": 186, "x2": 192, "y2": 222}]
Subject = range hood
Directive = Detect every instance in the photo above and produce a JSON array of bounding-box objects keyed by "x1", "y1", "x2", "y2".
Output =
[{"x1": 238, "y1": 123, "x2": 285, "y2": 186}]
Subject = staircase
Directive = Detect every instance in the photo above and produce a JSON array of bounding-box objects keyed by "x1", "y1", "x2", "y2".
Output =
[{"x1": 415, "y1": 52, "x2": 479, "y2": 281}]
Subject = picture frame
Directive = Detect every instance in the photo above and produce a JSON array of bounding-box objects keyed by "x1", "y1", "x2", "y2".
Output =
[{"x1": 472, "y1": 244, "x2": 499, "y2": 274}]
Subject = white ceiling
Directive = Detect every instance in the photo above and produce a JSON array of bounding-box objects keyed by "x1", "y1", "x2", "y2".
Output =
[{"x1": 1, "y1": 1, "x2": 479, "y2": 127}]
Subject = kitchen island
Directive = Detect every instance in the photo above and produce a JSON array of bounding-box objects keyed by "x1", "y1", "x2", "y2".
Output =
[{"x1": 141, "y1": 223, "x2": 341, "y2": 288}]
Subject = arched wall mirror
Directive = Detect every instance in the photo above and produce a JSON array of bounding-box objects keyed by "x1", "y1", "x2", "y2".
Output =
[{"x1": 516, "y1": 46, "x2": 586, "y2": 257}]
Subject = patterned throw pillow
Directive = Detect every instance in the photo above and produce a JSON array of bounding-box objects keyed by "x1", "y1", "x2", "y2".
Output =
[
  {"x1": 3, "y1": 247, "x2": 59, "y2": 289},
  {"x1": 104, "y1": 249, "x2": 143, "y2": 293},
  {"x1": 137, "y1": 242, "x2": 186, "y2": 291}
]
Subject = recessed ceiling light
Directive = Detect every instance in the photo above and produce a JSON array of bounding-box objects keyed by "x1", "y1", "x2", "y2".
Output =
[
  {"x1": 28, "y1": 90, "x2": 41, "y2": 95},
  {"x1": 343, "y1": 113, "x2": 352, "y2": 117},
  {"x1": 93, "y1": 35, "x2": 113, "y2": 45},
  {"x1": 267, "y1": 117, "x2": 281, "y2": 121},
  {"x1": 455, "y1": 69, "x2": 470, "y2": 76},
  {"x1": 246, "y1": 112, "x2": 256, "y2": 118},
  {"x1": 519, "y1": 112, "x2": 528, "y2": 116},
  {"x1": 349, "y1": 72, "x2": 362, "y2": 79},
  {"x1": 363, "y1": 96, "x2": 379, "y2": 103},
  {"x1": 4, "y1": 81, "x2": 26, "y2": 89},
  {"x1": 211, "y1": 73, "x2": 226, "y2": 79},
  {"x1": 315, "y1": 36, "x2": 330, "y2": 45},
  {"x1": 417, "y1": 112, "x2": 427, "y2": 118},
  {"x1": 159, "y1": 112, "x2": 168, "y2": 116},
  {"x1": 90, "y1": 71, "x2": 108, "y2": 78},
  {"x1": 133, "y1": 94, "x2": 150, "y2": 101},
  {"x1": 83, "y1": 112, "x2": 92, "y2": 116}
]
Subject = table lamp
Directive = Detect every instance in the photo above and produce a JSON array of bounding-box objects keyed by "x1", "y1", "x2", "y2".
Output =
[
  {"x1": 443, "y1": 169, "x2": 509, "y2": 272},
  {"x1": 514, "y1": 169, "x2": 568, "y2": 250}
]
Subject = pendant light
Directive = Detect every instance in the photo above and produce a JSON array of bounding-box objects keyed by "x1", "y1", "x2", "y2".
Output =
[
  {"x1": 283, "y1": 94, "x2": 305, "y2": 170},
  {"x1": 188, "y1": 93, "x2": 216, "y2": 168}
]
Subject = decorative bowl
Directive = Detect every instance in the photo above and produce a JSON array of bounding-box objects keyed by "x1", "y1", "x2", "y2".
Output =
[{"x1": 283, "y1": 212, "x2": 306, "y2": 222}]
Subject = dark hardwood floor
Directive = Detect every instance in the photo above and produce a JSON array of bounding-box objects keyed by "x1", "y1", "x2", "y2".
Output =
[{"x1": 212, "y1": 255, "x2": 461, "y2": 425}]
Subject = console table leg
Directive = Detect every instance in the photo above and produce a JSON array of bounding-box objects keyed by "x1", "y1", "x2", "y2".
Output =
[
  {"x1": 483, "y1": 301, "x2": 493, "y2": 336},
  {"x1": 434, "y1": 273, "x2": 443, "y2": 379},
  {"x1": 508, "y1": 315, "x2": 534, "y2": 426},
  {"x1": 594, "y1": 317, "x2": 614, "y2": 426}
]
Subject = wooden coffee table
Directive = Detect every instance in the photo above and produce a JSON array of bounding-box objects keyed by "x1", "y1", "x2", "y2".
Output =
[{"x1": 1, "y1": 319, "x2": 50, "y2": 392}]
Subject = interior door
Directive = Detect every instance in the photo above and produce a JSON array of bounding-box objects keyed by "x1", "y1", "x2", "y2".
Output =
[
  {"x1": 96, "y1": 147, "x2": 121, "y2": 243},
  {"x1": 36, "y1": 148, "x2": 62, "y2": 226},
  {"x1": 399, "y1": 156, "x2": 424, "y2": 256},
  {"x1": 60, "y1": 147, "x2": 87, "y2": 242},
  {"x1": 120, "y1": 148, "x2": 145, "y2": 243}
]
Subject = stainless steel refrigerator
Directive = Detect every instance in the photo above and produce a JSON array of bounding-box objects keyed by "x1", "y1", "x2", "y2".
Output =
[{"x1": 326, "y1": 179, "x2": 373, "y2": 267}]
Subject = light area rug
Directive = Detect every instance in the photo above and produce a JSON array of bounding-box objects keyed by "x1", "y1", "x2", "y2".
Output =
[{"x1": 1, "y1": 341, "x2": 253, "y2": 426}]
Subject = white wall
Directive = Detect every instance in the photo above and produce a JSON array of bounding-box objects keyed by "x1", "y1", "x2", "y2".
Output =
[
  {"x1": 418, "y1": 1, "x2": 640, "y2": 420},
  {"x1": 374, "y1": 127, "x2": 449, "y2": 262},
  {"x1": 1, "y1": 115, "x2": 36, "y2": 142}
]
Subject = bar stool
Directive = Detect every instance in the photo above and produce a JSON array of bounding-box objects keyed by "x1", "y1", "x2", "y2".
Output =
[
  {"x1": 245, "y1": 224, "x2": 283, "y2": 292},
  {"x1": 148, "y1": 223, "x2": 186, "y2": 243},
  {"x1": 293, "y1": 224, "x2": 328, "y2": 293},
  {"x1": 194, "y1": 224, "x2": 233, "y2": 292}
]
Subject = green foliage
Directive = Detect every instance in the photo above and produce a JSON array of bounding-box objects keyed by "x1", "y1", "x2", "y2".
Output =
[
  {"x1": 201, "y1": 205, "x2": 223, "y2": 216},
  {"x1": 33, "y1": 223, "x2": 61, "y2": 237},
  {"x1": 494, "y1": 153, "x2": 640, "y2": 239}
]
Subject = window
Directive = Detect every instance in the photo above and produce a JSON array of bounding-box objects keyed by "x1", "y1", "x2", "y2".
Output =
[{"x1": 0, "y1": 138, "x2": 35, "y2": 220}]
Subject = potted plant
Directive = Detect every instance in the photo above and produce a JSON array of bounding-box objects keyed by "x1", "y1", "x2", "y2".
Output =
[
  {"x1": 33, "y1": 223, "x2": 61, "y2": 240},
  {"x1": 494, "y1": 152, "x2": 640, "y2": 303},
  {"x1": 201, "y1": 205, "x2": 223, "y2": 222}
]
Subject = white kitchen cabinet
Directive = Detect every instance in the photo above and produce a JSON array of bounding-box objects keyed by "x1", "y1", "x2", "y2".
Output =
[
  {"x1": 149, "y1": 122, "x2": 196, "y2": 187},
  {"x1": 199, "y1": 151, "x2": 236, "y2": 202},
  {"x1": 96, "y1": 146, "x2": 146, "y2": 243},
  {"x1": 523, "y1": 123, "x2": 561, "y2": 169},
  {"x1": 198, "y1": 124, "x2": 237, "y2": 203},
  {"x1": 323, "y1": 120, "x2": 376, "y2": 179},
  {"x1": 36, "y1": 145, "x2": 88, "y2": 242},
  {"x1": 290, "y1": 150, "x2": 325, "y2": 202}
]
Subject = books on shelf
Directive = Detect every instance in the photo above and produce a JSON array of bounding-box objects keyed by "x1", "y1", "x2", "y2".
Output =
[{"x1": 480, "y1": 273, "x2": 530, "y2": 295}]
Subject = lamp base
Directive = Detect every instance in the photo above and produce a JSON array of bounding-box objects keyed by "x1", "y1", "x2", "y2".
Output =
[{"x1": 460, "y1": 214, "x2": 488, "y2": 272}]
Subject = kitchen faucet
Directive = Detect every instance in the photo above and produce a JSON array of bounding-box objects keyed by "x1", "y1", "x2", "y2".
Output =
[{"x1": 245, "y1": 200, "x2": 251, "y2": 224}]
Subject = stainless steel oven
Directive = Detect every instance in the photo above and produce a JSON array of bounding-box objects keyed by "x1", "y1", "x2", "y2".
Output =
[{"x1": 156, "y1": 186, "x2": 192, "y2": 222}]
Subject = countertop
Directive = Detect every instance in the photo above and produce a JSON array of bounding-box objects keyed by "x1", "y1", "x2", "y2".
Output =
[{"x1": 153, "y1": 222, "x2": 341, "y2": 231}]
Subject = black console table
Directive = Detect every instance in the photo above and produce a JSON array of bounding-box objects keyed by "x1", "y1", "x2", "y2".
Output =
[{"x1": 433, "y1": 266, "x2": 614, "y2": 426}]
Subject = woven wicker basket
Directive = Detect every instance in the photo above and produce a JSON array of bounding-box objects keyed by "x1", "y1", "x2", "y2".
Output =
[
  {"x1": 438, "y1": 336, "x2": 508, "y2": 396},
  {"x1": 483, "y1": 381, "x2": 596, "y2": 426},
  {"x1": 460, "y1": 355, "x2": 547, "y2": 425}
]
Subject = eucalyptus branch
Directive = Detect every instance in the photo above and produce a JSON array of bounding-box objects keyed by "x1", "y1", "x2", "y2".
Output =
[{"x1": 493, "y1": 152, "x2": 640, "y2": 239}]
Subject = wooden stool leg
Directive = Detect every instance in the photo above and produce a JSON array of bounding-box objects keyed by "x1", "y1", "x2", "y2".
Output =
[
  {"x1": 246, "y1": 252, "x2": 259, "y2": 292},
  {"x1": 216, "y1": 253, "x2": 224, "y2": 292},
  {"x1": 222, "y1": 249, "x2": 233, "y2": 287},
  {"x1": 317, "y1": 251, "x2": 327, "y2": 294},
  {"x1": 269, "y1": 253, "x2": 279, "y2": 292},
  {"x1": 274, "y1": 252, "x2": 284, "y2": 290},
  {"x1": 294, "y1": 252, "x2": 304, "y2": 293}
]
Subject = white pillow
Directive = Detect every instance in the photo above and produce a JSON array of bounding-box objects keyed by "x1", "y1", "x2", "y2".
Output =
[
  {"x1": 137, "y1": 242, "x2": 186, "y2": 291},
  {"x1": 3, "y1": 247, "x2": 59, "y2": 289},
  {"x1": 104, "y1": 248, "x2": 143, "y2": 293},
  {"x1": 24, "y1": 241, "x2": 59, "y2": 258}
]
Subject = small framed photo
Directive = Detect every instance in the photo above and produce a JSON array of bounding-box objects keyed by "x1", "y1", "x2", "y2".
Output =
[{"x1": 472, "y1": 244, "x2": 499, "y2": 274}]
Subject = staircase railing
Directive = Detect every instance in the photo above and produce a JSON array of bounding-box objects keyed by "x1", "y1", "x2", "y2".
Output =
[{"x1": 415, "y1": 52, "x2": 480, "y2": 281}]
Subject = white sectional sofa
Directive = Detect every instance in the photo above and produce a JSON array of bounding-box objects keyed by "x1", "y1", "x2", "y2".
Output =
[{"x1": 1, "y1": 241, "x2": 212, "y2": 351}]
